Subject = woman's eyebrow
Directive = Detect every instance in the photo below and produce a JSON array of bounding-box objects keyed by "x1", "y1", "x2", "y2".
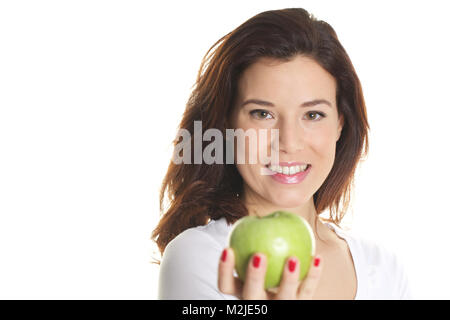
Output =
[{"x1": 240, "y1": 98, "x2": 332, "y2": 108}]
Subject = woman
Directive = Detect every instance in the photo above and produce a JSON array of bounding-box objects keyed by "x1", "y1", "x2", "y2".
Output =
[{"x1": 152, "y1": 8, "x2": 413, "y2": 299}]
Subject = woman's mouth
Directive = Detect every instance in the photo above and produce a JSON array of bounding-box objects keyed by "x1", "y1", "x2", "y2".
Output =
[
  {"x1": 265, "y1": 163, "x2": 311, "y2": 175},
  {"x1": 264, "y1": 163, "x2": 312, "y2": 184}
]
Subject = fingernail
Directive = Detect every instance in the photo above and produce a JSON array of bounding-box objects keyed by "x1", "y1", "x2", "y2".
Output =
[
  {"x1": 252, "y1": 255, "x2": 261, "y2": 268},
  {"x1": 221, "y1": 249, "x2": 227, "y2": 262},
  {"x1": 288, "y1": 258, "x2": 297, "y2": 272},
  {"x1": 314, "y1": 257, "x2": 321, "y2": 267}
]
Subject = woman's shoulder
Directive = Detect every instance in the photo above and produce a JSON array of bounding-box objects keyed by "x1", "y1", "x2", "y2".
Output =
[
  {"x1": 165, "y1": 217, "x2": 232, "y2": 254},
  {"x1": 325, "y1": 222, "x2": 397, "y2": 264},
  {"x1": 158, "y1": 217, "x2": 237, "y2": 300},
  {"x1": 325, "y1": 222, "x2": 413, "y2": 299}
]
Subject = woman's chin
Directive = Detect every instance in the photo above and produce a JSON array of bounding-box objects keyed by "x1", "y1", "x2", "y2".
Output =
[{"x1": 266, "y1": 193, "x2": 310, "y2": 209}]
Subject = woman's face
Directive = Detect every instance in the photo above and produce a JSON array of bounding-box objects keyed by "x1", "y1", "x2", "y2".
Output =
[{"x1": 230, "y1": 55, "x2": 344, "y2": 212}]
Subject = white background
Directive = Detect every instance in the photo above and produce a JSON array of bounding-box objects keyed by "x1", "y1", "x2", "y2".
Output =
[{"x1": 0, "y1": 0, "x2": 449, "y2": 299}]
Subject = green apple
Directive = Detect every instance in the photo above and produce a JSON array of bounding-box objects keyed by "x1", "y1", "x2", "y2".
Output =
[{"x1": 228, "y1": 211, "x2": 316, "y2": 289}]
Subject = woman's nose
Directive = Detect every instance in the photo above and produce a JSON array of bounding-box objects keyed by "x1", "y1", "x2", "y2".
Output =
[{"x1": 278, "y1": 119, "x2": 304, "y2": 154}]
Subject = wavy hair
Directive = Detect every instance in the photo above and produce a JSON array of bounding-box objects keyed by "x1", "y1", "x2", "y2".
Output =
[{"x1": 152, "y1": 7, "x2": 369, "y2": 257}]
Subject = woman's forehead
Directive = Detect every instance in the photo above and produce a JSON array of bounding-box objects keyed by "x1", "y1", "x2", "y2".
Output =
[{"x1": 237, "y1": 55, "x2": 337, "y2": 104}]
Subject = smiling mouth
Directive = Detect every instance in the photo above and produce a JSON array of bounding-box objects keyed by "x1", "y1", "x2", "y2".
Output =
[{"x1": 265, "y1": 164, "x2": 311, "y2": 175}]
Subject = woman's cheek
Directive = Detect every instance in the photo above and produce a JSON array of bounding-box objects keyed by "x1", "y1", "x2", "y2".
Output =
[
  {"x1": 235, "y1": 132, "x2": 265, "y2": 165},
  {"x1": 314, "y1": 138, "x2": 338, "y2": 173}
]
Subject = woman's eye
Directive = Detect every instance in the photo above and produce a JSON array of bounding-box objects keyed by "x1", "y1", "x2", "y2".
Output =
[
  {"x1": 249, "y1": 110, "x2": 325, "y2": 121},
  {"x1": 249, "y1": 109, "x2": 273, "y2": 120},
  {"x1": 306, "y1": 111, "x2": 326, "y2": 121}
]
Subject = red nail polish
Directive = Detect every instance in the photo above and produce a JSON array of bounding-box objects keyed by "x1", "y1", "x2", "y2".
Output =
[
  {"x1": 252, "y1": 255, "x2": 261, "y2": 268},
  {"x1": 314, "y1": 257, "x2": 321, "y2": 267},
  {"x1": 221, "y1": 249, "x2": 227, "y2": 262},
  {"x1": 288, "y1": 258, "x2": 297, "y2": 272}
]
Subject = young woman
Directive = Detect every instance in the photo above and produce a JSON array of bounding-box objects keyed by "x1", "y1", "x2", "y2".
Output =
[{"x1": 152, "y1": 8, "x2": 413, "y2": 300}]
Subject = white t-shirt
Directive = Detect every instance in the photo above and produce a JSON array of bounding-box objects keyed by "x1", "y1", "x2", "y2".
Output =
[{"x1": 158, "y1": 217, "x2": 413, "y2": 300}]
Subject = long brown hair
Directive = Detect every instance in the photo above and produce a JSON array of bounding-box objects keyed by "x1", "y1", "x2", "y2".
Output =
[{"x1": 152, "y1": 7, "x2": 369, "y2": 257}]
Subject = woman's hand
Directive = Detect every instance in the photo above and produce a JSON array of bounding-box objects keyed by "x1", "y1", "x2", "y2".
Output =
[{"x1": 218, "y1": 248, "x2": 322, "y2": 300}]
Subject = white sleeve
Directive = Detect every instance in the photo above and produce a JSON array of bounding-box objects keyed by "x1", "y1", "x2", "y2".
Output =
[
  {"x1": 158, "y1": 228, "x2": 239, "y2": 300},
  {"x1": 391, "y1": 253, "x2": 414, "y2": 300},
  {"x1": 352, "y1": 234, "x2": 414, "y2": 300},
  {"x1": 374, "y1": 241, "x2": 414, "y2": 300}
]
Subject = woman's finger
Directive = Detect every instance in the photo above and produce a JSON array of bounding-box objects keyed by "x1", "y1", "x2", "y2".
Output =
[
  {"x1": 275, "y1": 256, "x2": 301, "y2": 300},
  {"x1": 297, "y1": 255, "x2": 323, "y2": 300},
  {"x1": 218, "y1": 248, "x2": 242, "y2": 297},
  {"x1": 242, "y1": 253, "x2": 268, "y2": 300}
]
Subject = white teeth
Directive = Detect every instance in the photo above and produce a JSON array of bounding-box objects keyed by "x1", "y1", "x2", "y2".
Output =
[{"x1": 268, "y1": 164, "x2": 309, "y2": 175}]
